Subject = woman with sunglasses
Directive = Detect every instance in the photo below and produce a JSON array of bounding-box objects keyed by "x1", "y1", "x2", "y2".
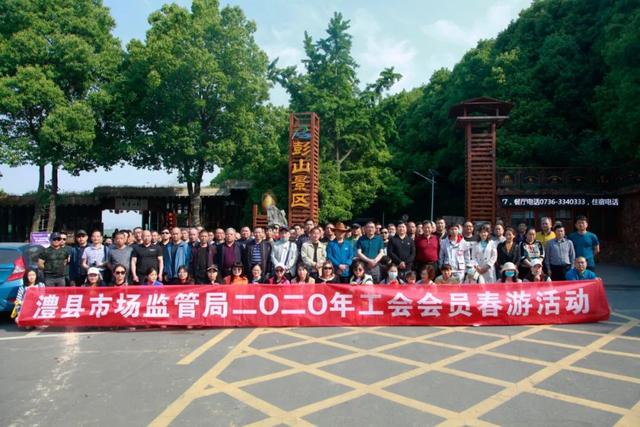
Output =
[
  {"x1": 223, "y1": 262, "x2": 249, "y2": 284},
  {"x1": 111, "y1": 264, "x2": 129, "y2": 286},
  {"x1": 267, "y1": 263, "x2": 290, "y2": 284},
  {"x1": 349, "y1": 260, "x2": 373, "y2": 285},
  {"x1": 316, "y1": 262, "x2": 339, "y2": 284}
]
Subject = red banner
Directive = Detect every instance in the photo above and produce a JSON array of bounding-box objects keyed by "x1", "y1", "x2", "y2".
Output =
[{"x1": 16, "y1": 280, "x2": 609, "y2": 328}]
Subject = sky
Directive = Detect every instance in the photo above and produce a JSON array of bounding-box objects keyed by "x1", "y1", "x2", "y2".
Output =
[{"x1": 0, "y1": 0, "x2": 532, "y2": 226}]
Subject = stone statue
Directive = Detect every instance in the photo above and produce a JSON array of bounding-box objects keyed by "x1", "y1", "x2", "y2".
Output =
[{"x1": 262, "y1": 193, "x2": 288, "y2": 228}]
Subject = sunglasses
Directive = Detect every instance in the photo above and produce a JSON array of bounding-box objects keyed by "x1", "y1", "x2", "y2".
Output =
[
  {"x1": 323, "y1": 266, "x2": 333, "y2": 270},
  {"x1": 161, "y1": 231, "x2": 170, "y2": 234},
  {"x1": 114, "y1": 271, "x2": 126, "y2": 275},
  {"x1": 52, "y1": 237, "x2": 63, "y2": 241}
]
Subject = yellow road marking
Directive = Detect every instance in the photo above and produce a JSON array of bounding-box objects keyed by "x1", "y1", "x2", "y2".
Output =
[
  {"x1": 149, "y1": 329, "x2": 261, "y2": 427},
  {"x1": 150, "y1": 317, "x2": 640, "y2": 426},
  {"x1": 176, "y1": 329, "x2": 234, "y2": 365},
  {"x1": 615, "y1": 399, "x2": 640, "y2": 427},
  {"x1": 437, "y1": 318, "x2": 640, "y2": 426}
]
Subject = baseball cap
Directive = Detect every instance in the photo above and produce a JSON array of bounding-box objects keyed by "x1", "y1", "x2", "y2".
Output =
[
  {"x1": 76, "y1": 229, "x2": 88, "y2": 236},
  {"x1": 50, "y1": 232, "x2": 62, "y2": 241},
  {"x1": 87, "y1": 267, "x2": 101, "y2": 276}
]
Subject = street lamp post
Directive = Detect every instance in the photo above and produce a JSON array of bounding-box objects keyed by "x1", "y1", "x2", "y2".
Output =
[{"x1": 413, "y1": 170, "x2": 437, "y2": 221}]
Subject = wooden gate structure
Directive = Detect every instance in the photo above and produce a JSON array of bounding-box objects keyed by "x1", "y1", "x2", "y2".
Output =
[{"x1": 449, "y1": 97, "x2": 512, "y2": 223}]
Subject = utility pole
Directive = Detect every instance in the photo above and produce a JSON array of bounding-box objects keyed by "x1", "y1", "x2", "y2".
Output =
[{"x1": 413, "y1": 170, "x2": 437, "y2": 221}]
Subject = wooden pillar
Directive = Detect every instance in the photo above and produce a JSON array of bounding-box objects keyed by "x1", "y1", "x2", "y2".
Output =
[{"x1": 288, "y1": 112, "x2": 320, "y2": 226}]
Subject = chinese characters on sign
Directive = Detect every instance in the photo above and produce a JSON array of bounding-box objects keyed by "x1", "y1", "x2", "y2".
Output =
[
  {"x1": 288, "y1": 112, "x2": 319, "y2": 225},
  {"x1": 500, "y1": 196, "x2": 620, "y2": 208},
  {"x1": 17, "y1": 281, "x2": 609, "y2": 328}
]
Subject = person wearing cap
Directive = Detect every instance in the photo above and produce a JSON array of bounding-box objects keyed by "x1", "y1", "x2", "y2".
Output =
[
  {"x1": 271, "y1": 226, "x2": 298, "y2": 278},
  {"x1": 267, "y1": 263, "x2": 290, "y2": 284},
  {"x1": 327, "y1": 222, "x2": 355, "y2": 283},
  {"x1": 565, "y1": 257, "x2": 597, "y2": 280},
  {"x1": 462, "y1": 261, "x2": 485, "y2": 284},
  {"x1": 69, "y1": 229, "x2": 89, "y2": 286},
  {"x1": 434, "y1": 264, "x2": 460, "y2": 285},
  {"x1": 499, "y1": 262, "x2": 521, "y2": 283},
  {"x1": 83, "y1": 267, "x2": 104, "y2": 287},
  {"x1": 37, "y1": 232, "x2": 70, "y2": 287},
  {"x1": 205, "y1": 264, "x2": 221, "y2": 285},
  {"x1": 524, "y1": 259, "x2": 551, "y2": 282}
]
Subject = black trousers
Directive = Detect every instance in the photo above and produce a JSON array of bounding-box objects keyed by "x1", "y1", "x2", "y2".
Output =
[{"x1": 549, "y1": 264, "x2": 570, "y2": 281}]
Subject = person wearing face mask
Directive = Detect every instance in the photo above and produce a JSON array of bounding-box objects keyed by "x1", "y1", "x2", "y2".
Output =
[
  {"x1": 383, "y1": 264, "x2": 404, "y2": 285},
  {"x1": 499, "y1": 263, "x2": 521, "y2": 283},
  {"x1": 462, "y1": 261, "x2": 485, "y2": 284}
]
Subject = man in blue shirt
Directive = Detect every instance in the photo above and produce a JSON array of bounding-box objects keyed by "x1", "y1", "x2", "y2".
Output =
[
  {"x1": 357, "y1": 221, "x2": 384, "y2": 283},
  {"x1": 327, "y1": 222, "x2": 354, "y2": 283},
  {"x1": 566, "y1": 257, "x2": 597, "y2": 280},
  {"x1": 568, "y1": 216, "x2": 600, "y2": 272}
]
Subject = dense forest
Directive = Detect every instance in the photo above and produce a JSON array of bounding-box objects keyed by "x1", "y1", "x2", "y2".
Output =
[
  {"x1": 2, "y1": 0, "x2": 639, "y2": 228},
  {"x1": 217, "y1": 0, "x2": 640, "y2": 222}
]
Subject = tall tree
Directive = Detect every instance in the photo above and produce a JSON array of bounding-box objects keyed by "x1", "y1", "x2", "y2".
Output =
[
  {"x1": 0, "y1": 0, "x2": 122, "y2": 231},
  {"x1": 271, "y1": 13, "x2": 402, "y2": 221},
  {"x1": 122, "y1": 0, "x2": 270, "y2": 226}
]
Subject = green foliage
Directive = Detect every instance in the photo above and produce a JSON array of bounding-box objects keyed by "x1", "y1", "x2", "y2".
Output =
[
  {"x1": 0, "y1": 0, "x2": 122, "y2": 172},
  {"x1": 121, "y1": 0, "x2": 270, "y2": 224},
  {"x1": 269, "y1": 12, "x2": 405, "y2": 222},
  {"x1": 214, "y1": 104, "x2": 290, "y2": 224},
  {"x1": 385, "y1": 0, "x2": 640, "y2": 218}
]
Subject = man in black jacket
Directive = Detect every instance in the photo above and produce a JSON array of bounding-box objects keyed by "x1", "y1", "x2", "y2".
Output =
[
  {"x1": 387, "y1": 222, "x2": 416, "y2": 279},
  {"x1": 243, "y1": 227, "x2": 273, "y2": 277}
]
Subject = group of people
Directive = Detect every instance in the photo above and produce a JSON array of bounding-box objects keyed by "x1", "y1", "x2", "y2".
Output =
[{"x1": 31, "y1": 215, "x2": 599, "y2": 291}]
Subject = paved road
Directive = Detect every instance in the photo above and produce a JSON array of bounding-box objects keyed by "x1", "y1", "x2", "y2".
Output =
[{"x1": 1, "y1": 264, "x2": 639, "y2": 426}]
